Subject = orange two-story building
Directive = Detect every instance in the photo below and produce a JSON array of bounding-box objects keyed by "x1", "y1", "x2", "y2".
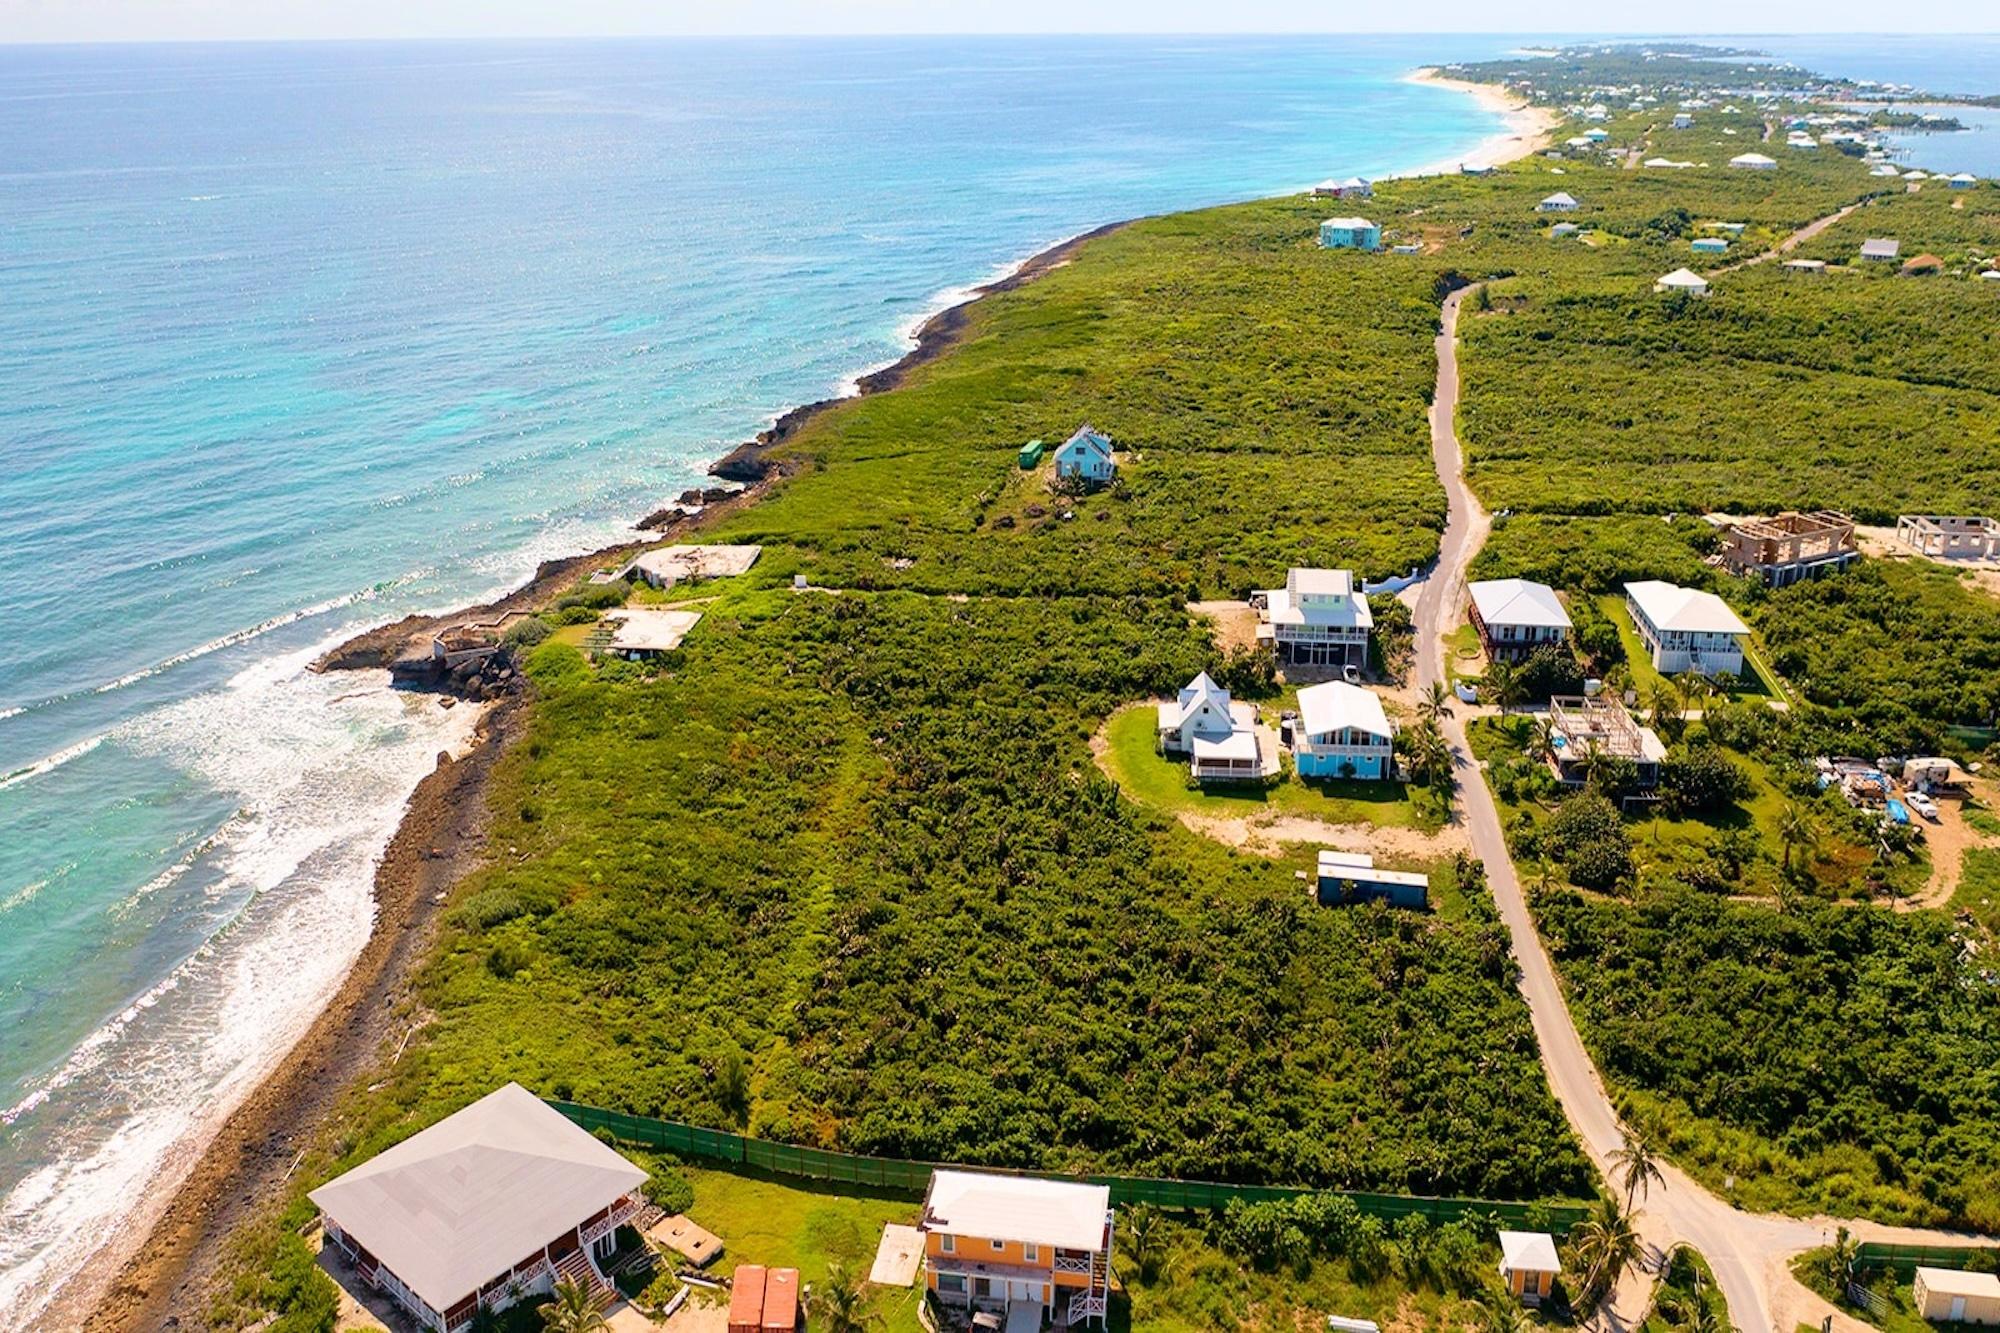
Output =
[{"x1": 920, "y1": 1170, "x2": 1114, "y2": 1329}]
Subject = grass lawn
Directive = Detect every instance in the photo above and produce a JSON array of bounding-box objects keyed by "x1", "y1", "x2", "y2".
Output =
[
  {"x1": 1953, "y1": 848, "x2": 2000, "y2": 938},
  {"x1": 1595, "y1": 595, "x2": 1777, "y2": 701},
  {"x1": 683, "y1": 1166, "x2": 924, "y2": 1325},
  {"x1": 1788, "y1": 1249, "x2": 1975, "y2": 1333},
  {"x1": 1443, "y1": 622, "x2": 1485, "y2": 685},
  {"x1": 1100, "y1": 703, "x2": 1437, "y2": 831}
]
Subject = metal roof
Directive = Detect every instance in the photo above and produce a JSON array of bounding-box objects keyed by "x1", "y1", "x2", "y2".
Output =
[
  {"x1": 1624, "y1": 580, "x2": 1750, "y2": 636},
  {"x1": 1499, "y1": 1231, "x2": 1561, "y2": 1273},
  {"x1": 922, "y1": 1170, "x2": 1110, "y2": 1253},
  {"x1": 308, "y1": 1084, "x2": 646, "y2": 1313},
  {"x1": 1296, "y1": 681, "x2": 1391, "y2": 742},
  {"x1": 1469, "y1": 578, "x2": 1572, "y2": 631}
]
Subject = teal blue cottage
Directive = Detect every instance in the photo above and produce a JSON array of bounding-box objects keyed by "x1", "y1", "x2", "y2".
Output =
[{"x1": 1318, "y1": 216, "x2": 1381, "y2": 251}]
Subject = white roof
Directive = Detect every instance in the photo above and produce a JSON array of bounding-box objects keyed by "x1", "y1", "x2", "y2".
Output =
[
  {"x1": 1322, "y1": 216, "x2": 1376, "y2": 230},
  {"x1": 1289, "y1": 567, "x2": 1353, "y2": 599},
  {"x1": 606, "y1": 607, "x2": 701, "y2": 653},
  {"x1": 1058, "y1": 425, "x2": 1111, "y2": 460},
  {"x1": 1162, "y1": 671, "x2": 1233, "y2": 732},
  {"x1": 922, "y1": 1170, "x2": 1110, "y2": 1253},
  {"x1": 1861, "y1": 238, "x2": 1901, "y2": 258},
  {"x1": 1341, "y1": 176, "x2": 1371, "y2": 188},
  {"x1": 1296, "y1": 681, "x2": 1391, "y2": 741},
  {"x1": 1730, "y1": 152, "x2": 1777, "y2": 166},
  {"x1": 1499, "y1": 1231, "x2": 1561, "y2": 1274},
  {"x1": 308, "y1": 1084, "x2": 647, "y2": 1312},
  {"x1": 1624, "y1": 580, "x2": 1750, "y2": 636},
  {"x1": 1469, "y1": 578, "x2": 1571, "y2": 631},
  {"x1": 1192, "y1": 726, "x2": 1260, "y2": 763},
  {"x1": 1917, "y1": 1268, "x2": 2000, "y2": 1299},
  {"x1": 1950, "y1": 172, "x2": 1978, "y2": 183},
  {"x1": 1656, "y1": 268, "x2": 1709, "y2": 290},
  {"x1": 1540, "y1": 192, "x2": 1580, "y2": 207},
  {"x1": 1784, "y1": 259, "x2": 1827, "y2": 270},
  {"x1": 1318, "y1": 850, "x2": 1375, "y2": 870}
]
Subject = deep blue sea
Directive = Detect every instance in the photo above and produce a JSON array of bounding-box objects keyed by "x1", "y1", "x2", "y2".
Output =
[{"x1": 1, "y1": 32, "x2": 1996, "y2": 1325}]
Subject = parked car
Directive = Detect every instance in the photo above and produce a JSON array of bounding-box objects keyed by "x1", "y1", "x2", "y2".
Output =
[{"x1": 1907, "y1": 791, "x2": 1941, "y2": 822}]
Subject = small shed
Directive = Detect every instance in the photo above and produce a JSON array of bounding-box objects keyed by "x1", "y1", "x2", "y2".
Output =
[
  {"x1": 1913, "y1": 1267, "x2": 2000, "y2": 1325},
  {"x1": 1691, "y1": 237, "x2": 1728, "y2": 254},
  {"x1": 1315, "y1": 851, "x2": 1429, "y2": 910},
  {"x1": 1499, "y1": 1230, "x2": 1561, "y2": 1306},
  {"x1": 1860, "y1": 237, "x2": 1901, "y2": 262},
  {"x1": 1729, "y1": 152, "x2": 1778, "y2": 170},
  {"x1": 761, "y1": 1267, "x2": 800, "y2": 1333},
  {"x1": 1018, "y1": 439, "x2": 1045, "y2": 469},
  {"x1": 729, "y1": 1264, "x2": 768, "y2": 1333}
]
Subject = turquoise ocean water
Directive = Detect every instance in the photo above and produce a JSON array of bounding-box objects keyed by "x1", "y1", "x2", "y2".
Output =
[{"x1": 1, "y1": 33, "x2": 1996, "y2": 1325}]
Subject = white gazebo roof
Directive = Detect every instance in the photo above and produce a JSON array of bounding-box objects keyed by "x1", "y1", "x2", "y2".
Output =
[
  {"x1": 1625, "y1": 580, "x2": 1750, "y2": 636},
  {"x1": 308, "y1": 1084, "x2": 646, "y2": 1314},
  {"x1": 1656, "y1": 268, "x2": 1710, "y2": 291},
  {"x1": 1541, "y1": 192, "x2": 1580, "y2": 208},
  {"x1": 1499, "y1": 1230, "x2": 1561, "y2": 1274},
  {"x1": 1469, "y1": 578, "x2": 1572, "y2": 631},
  {"x1": 1296, "y1": 681, "x2": 1391, "y2": 741},
  {"x1": 1730, "y1": 152, "x2": 1777, "y2": 167},
  {"x1": 922, "y1": 1170, "x2": 1110, "y2": 1253}
]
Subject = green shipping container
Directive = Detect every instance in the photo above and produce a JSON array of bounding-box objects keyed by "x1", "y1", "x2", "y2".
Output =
[{"x1": 1018, "y1": 439, "x2": 1045, "y2": 468}]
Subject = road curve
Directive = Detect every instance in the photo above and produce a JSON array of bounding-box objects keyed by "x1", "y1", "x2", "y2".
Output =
[{"x1": 1415, "y1": 286, "x2": 1981, "y2": 1333}]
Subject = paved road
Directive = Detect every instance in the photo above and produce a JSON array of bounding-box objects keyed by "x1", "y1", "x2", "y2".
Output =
[{"x1": 1417, "y1": 287, "x2": 1980, "y2": 1333}]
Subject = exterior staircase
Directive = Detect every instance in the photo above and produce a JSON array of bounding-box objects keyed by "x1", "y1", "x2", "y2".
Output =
[{"x1": 554, "y1": 1245, "x2": 610, "y2": 1304}]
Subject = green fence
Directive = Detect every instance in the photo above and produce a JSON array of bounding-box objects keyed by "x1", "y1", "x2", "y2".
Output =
[
  {"x1": 1857, "y1": 1242, "x2": 2000, "y2": 1276},
  {"x1": 549, "y1": 1100, "x2": 1592, "y2": 1237}
]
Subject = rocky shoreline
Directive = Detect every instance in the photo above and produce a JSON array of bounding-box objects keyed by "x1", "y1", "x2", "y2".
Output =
[{"x1": 89, "y1": 217, "x2": 1127, "y2": 1329}]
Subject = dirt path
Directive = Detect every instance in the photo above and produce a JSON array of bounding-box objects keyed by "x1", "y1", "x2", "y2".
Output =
[
  {"x1": 1418, "y1": 286, "x2": 1985, "y2": 1333},
  {"x1": 1174, "y1": 809, "x2": 1467, "y2": 858},
  {"x1": 1720, "y1": 201, "x2": 1863, "y2": 273}
]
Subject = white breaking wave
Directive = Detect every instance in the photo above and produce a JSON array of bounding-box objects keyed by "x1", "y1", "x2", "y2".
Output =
[
  {"x1": 0, "y1": 734, "x2": 107, "y2": 792},
  {"x1": 87, "y1": 587, "x2": 386, "y2": 698},
  {"x1": 0, "y1": 633, "x2": 480, "y2": 1328}
]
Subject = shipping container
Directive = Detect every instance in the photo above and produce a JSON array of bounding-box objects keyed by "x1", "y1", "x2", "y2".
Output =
[
  {"x1": 761, "y1": 1266, "x2": 800, "y2": 1333},
  {"x1": 728, "y1": 1264, "x2": 767, "y2": 1333}
]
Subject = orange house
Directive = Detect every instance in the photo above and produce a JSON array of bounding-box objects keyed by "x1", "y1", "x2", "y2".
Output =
[
  {"x1": 920, "y1": 1170, "x2": 1113, "y2": 1329},
  {"x1": 1499, "y1": 1230, "x2": 1561, "y2": 1306}
]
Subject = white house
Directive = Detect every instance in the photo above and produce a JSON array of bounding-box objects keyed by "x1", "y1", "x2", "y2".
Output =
[
  {"x1": 1157, "y1": 672, "x2": 1264, "y2": 783},
  {"x1": 1860, "y1": 237, "x2": 1901, "y2": 262},
  {"x1": 1654, "y1": 267, "x2": 1710, "y2": 295},
  {"x1": 1467, "y1": 578, "x2": 1572, "y2": 661},
  {"x1": 1292, "y1": 681, "x2": 1394, "y2": 780},
  {"x1": 1671, "y1": 112, "x2": 1694, "y2": 129},
  {"x1": 309, "y1": 1084, "x2": 647, "y2": 1331},
  {"x1": 1053, "y1": 425, "x2": 1116, "y2": 485},
  {"x1": 1729, "y1": 152, "x2": 1778, "y2": 170},
  {"x1": 1624, "y1": 580, "x2": 1751, "y2": 677},
  {"x1": 1949, "y1": 172, "x2": 1979, "y2": 189},
  {"x1": 1538, "y1": 192, "x2": 1580, "y2": 213},
  {"x1": 1256, "y1": 567, "x2": 1373, "y2": 668}
]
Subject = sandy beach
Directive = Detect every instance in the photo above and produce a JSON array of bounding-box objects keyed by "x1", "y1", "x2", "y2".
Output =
[
  {"x1": 82, "y1": 84, "x2": 1551, "y2": 1330},
  {"x1": 1406, "y1": 68, "x2": 1561, "y2": 170}
]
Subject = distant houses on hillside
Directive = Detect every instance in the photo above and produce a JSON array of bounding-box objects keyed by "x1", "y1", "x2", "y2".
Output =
[
  {"x1": 1319, "y1": 216, "x2": 1382, "y2": 251},
  {"x1": 1537, "y1": 192, "x2": 1580, "y2": 213}
]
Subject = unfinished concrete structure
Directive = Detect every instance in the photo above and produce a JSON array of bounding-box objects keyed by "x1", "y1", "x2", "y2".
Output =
[
  {"x1": 1896, "y1": 514, "x2": 2000, "y2": 562},
  {"x1": 1545, "y1": 695, "x2": 1665, "y2": 791},
  {"x1": 1719, "y1": 510, "x2": 1858, "y2": 586}
]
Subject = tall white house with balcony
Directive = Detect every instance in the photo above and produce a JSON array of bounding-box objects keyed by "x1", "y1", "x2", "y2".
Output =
[
  {"x1": 1257, "y1": 567, "x2": 1373, "y2": 668},
  {"x1": 1623, "y1": 580, "x2": 1750, "y2": 677},
  {"x1": 1292, "y1": 680, "x2": 1394, "y2": 780}
]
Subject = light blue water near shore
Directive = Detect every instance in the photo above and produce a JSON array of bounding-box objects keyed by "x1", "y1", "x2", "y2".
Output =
[{"x1": 0, "y1": 35, "x2": 1524, "y2": 1321}]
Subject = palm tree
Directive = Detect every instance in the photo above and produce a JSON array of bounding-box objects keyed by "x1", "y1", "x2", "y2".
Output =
[
  {"x1": 1485, "y1": 660, "x2": 1525, "y2": 712},
  {"x1": 1820, "y1": 1225, "x2": 1859, "y2": 1294},
  {"x1": 1778, "y1": 803, "x2": 1819, "y2": 877},
  {"x1": 811, "y1": 1263, "x2": 878, "y2": 1333},
  {"x1": 1477, "y1": 1291, "x2": 1530, "y2": 1333},
  {"x1": 1124, "y1": 1204, "x2": 1162, "y2": 1284},
  {"x1": 539, "y1": 1278, "x2": 609, "y2": 1333},
  {"x1": 1568, "y1": 1197, "x2": 1640, "y2": 1302},
  {"x1": 1528, "y1": 715, "x2": 1559, "y2": 764},
  {"x1": 1645, "y1": 678, "x2": 1684, "y2": 742},
  {"x1": 1609, "y1": 1133, "x2": 1666, "y2": 1209},
  {"x1": 1419, "y1": 679, "x2": 1453, "y2": 721}
]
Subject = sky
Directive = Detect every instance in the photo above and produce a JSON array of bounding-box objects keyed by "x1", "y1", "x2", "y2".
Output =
[{"x1": 1, "y1": 0, "x2": 1995, "y2": 44}]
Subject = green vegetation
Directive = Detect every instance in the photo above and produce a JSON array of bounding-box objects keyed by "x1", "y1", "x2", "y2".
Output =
[
  {"x1": 1791, "y1": 1238, "x2": 2000, "y2": 1333},
  {"x1": 1537, "y1": 883, "x2": 2000, "y2": 1230},
  {"x1": 1642, "y1": 1246, "x2": 1732, "y2": 1333}
]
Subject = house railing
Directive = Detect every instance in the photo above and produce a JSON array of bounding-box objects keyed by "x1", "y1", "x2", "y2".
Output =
[
  {"x1": 546, "y1": 1101, "x2": 1591, "y2": 1236},
  {"x1": 580, "y1": 1194, "x2": 643, "y2": 1249},
  {"x1": 1053, "y1": 1252, "x2": 1092, "y2": 1274}
]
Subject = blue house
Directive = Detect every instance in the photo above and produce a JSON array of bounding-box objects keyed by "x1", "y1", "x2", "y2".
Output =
[
  {"x1": 1315, "y1": 851, "x2": 1429, "y2": 910},
  {"x1": 1318, "y1": 216, "x2": 1381, "y2": 251},
  {"x1": 1691, "y1": 237, "x2": 1729, "y2": 254},
  {"x1": 1052, "y1": 425, "x2": 1115, "y2": 485},
  {"x1": 1291, "y1": 680, "x2": 1393, "y2": 780}
]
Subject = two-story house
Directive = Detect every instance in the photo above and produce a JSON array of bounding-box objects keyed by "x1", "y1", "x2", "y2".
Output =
[
  {"x1": 1157, "y1": 672, "x2": 1264, "y2": 783},
  {"x1": 1256, "y1": 567, "x2": 1373, "y2": 668},
  {"x1": 920, "y1": 1170, "x2": 1114, "y2": 1329},
  {"x1": 1467, "y1": 578, "x2": 1572, "y2": 662},
  {"x1": 1292, "y1": 680, "x2": 1394, "y2": 780},
  {"x1": 1052, "y1": 425, "x2": 1116, "y2": 486},
  {"x1": 1623, "y1": 580, "x2": 1750, "y2": 677},
  {"x1": 1318, "y1": 216, "x2": 1381, "y2": 250}
]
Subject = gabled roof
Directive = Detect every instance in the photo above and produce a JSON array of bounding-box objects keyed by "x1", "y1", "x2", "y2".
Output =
[
  {"x1": 1469, "y1": 578, "x2": 1572, "y2": 631},
  {"x1": 1624, "y1": 580, "x2": 1750, "y2": 636},
  {"x1": 1499, "y1": 1231, "x2": 1561, "y2": 1274},
  {"x1": 1321, "y1": 216, "x2": 1377, "y2": 230},
  {"x1": 1540, "y1": 192, "x2": 1580, "y2": 208},
  {"x1": 1163, "y1": 672, "x2": 1234, "y2": 732},
  {"x1": 308, "y1": 1084, "x2": 647, "y2": 1313},
  {"x1": 1861, "y1": 238, "x2": 1901, "y2": 259},
  {"x1": 1057, "y1": 425, "x2": 1112, "y2": 461},
  {"x1": 1296, "y1": 681, "x2": 1391, "y2": 742},
  {"x1": 922, "y1": 1170, "x2": 1110, "y2": 1253}
]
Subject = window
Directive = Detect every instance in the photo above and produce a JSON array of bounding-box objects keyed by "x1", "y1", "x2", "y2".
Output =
[
  {"x1": 940, "y1": 1234, "x2": 955, "y2": 1254},
  {"x1": 938, "y1": 1274, "x2": 966, "y2": 1294},
  {"x1": 1023, "y1": 1243, "x2": 1039, "y2": 1263},
  {"x1": 991, "y1": 1239, "x2": 1006, "y2": 1253}
]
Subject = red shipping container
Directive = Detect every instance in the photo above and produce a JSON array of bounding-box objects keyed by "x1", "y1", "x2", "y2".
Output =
[
  {"x1": 727, "y1": 1264, "x2": 767, "y2": 1333},
  {"x1": 760, "y1": 1266, "x2": 800, "y2": 1332}
]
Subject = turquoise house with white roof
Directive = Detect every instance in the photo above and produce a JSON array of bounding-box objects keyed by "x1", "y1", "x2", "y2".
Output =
[{"x1": 1319, "y1": 217, "x2": 1381, "y2": 251}]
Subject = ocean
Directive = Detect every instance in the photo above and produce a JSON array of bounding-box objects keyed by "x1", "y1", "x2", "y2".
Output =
[
  {"x1": 0, "y1": 34, "x2": 1523, "y2": 1322},
  {"x1": 1, "y1": 32, "x2": 1997, "y2": 1325}
]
